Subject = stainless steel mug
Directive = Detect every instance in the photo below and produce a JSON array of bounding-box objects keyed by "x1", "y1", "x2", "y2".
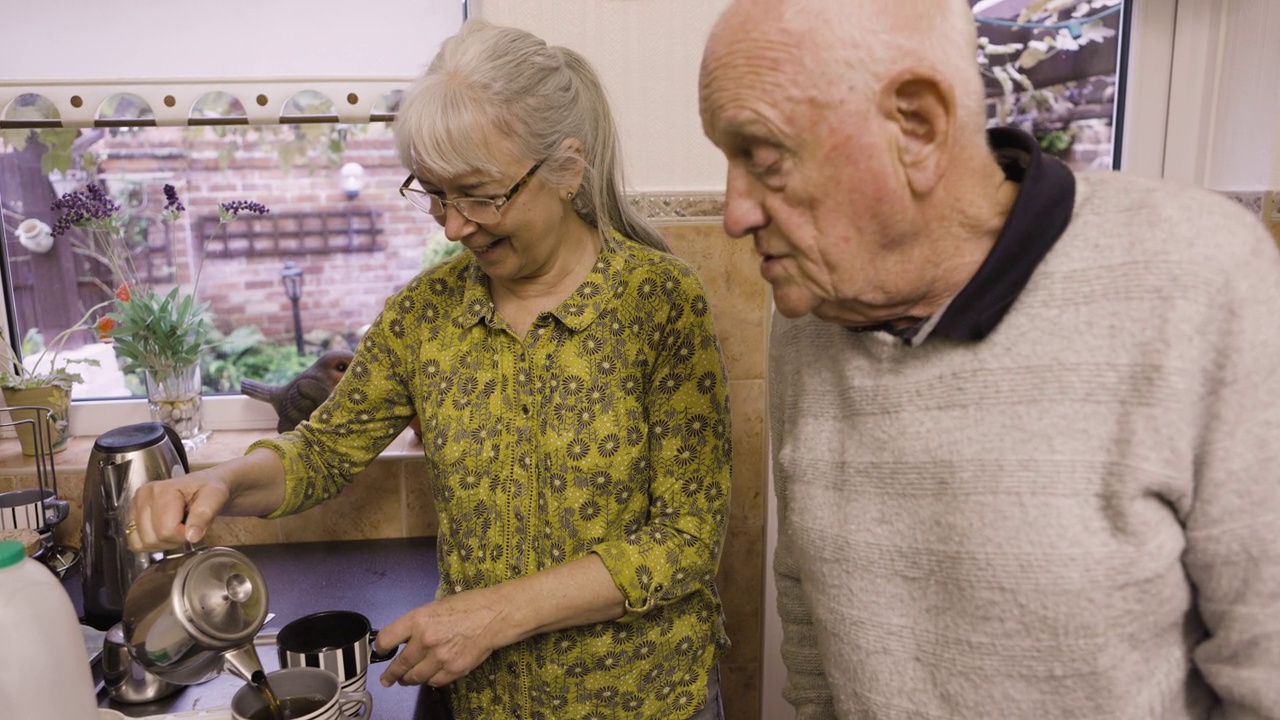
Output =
[
  {"x1": 0, "y1": 487, "x2": 67, "y2": 531},
  {"x1": 102, "y1": 622, "x2": 182, "y2": 704},
  {"x1": 277, "y1": 610, "x2": 397, "y2": 718}
]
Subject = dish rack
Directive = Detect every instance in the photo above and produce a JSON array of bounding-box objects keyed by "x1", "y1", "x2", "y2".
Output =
[{"x1": 0, "y1": 404, "x2": 79, "y2": 577}]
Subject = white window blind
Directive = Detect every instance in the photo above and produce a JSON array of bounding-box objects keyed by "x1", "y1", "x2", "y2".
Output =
[{"x1": 0, "y1": 0, "x2": 465, "y2": 127}]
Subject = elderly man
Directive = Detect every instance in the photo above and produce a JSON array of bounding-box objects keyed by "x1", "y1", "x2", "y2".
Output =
[{"x1": 700, "y1": 1, "x2": 1280, "y2": 718}]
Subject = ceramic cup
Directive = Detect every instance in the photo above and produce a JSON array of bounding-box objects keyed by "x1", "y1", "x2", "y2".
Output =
[
  {"x1": 231, "y1": 667, "x2": 370, "y2": 720},
  {"x1": 277, "y1": 610, "x2": 397, "y2": 718},
  {"x1": 0, "y1": 487, "x2": 68, "y2": 531}
]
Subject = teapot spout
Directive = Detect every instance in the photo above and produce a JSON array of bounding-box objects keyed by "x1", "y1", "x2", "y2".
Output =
[{"x1": 220, "y1": 642, "x2": 268, "y2": 685}]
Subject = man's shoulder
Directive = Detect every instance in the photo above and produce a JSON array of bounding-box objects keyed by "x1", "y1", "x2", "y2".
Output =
[
  {"x1": 1068, "y1": 171, "x2": 1274, "y2": 270},
  {"x1": 1073, "y1": 171, "x2": 1262, "y2": 235}
]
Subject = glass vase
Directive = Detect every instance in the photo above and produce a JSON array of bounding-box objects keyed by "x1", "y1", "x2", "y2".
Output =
[{"x1": 144, "y1": 362, "x2": 210, "y2": 451}]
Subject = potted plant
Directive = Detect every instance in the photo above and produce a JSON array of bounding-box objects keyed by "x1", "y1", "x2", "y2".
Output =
[
  {"x1": 0, "y1": 307, "x2": 106, "y2": 455},
  {"x1": 49, "y1": 182, "x2": 269, "y2": 450}
]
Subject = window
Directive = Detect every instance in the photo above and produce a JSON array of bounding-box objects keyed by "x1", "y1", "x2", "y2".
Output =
[
  {"x1": 1, "y1": 1, "x2": 465, "y2": 434},
  {"x1": 972, "y1": 0, "x2": 1133, "y2": 171}
]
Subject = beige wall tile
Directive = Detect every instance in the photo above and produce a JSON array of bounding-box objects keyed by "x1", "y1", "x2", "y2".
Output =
[
  {"x1": 728, "y1": 380, "x2": 766, "y2": 529},
  {"x1": 52, "y1": 470, "x2": 84, "y2": 548},
  {"x1": 662, "y1": 224, "x2": 769, "y2": 383},
  {"x1": 717, "y1": 523, "x2": 764, "y2": 668},
  {"x1": 278, "y1": 460, "x2": 406, "y2": 543},
  {"x1": 205, "y1": 516, "x2": 283, "y2": 546},
  {"x1": 720, "y1": 661, "x2": 762, "y2": 720}
]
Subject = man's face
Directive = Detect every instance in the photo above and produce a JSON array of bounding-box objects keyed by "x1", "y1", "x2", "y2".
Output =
[{"x1": 699, "y1": 12, "x2": 915, "y2": 325}]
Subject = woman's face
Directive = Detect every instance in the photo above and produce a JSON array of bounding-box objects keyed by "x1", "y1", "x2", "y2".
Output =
[{"x1": 417, "y1": 142, "x2": 582, "y2": 286}]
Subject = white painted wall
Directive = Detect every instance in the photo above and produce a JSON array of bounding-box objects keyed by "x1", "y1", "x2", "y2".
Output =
[
  {"x1": 0, "y1": 0, "x2": 463, "y2": 125},
  {"x1": 1162, "y1": 0, "x2": 1280, "y2": 192},
  {"x1": 1205, "y1": 1, "x2": 1279, "y2": 191},
  {"x1": 466, "y1": 0, "x2": 732, "y2": 193}
]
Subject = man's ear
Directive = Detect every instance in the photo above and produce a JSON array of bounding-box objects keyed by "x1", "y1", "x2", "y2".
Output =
[{"x1": 878, "y1": 69, "x2": 953, "y2": 196}]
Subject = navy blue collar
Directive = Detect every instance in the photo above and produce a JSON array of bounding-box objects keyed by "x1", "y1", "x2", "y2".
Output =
[
  {"x1": 929, "y1": 127, "x2": 1076, "y2": 342},
  {"x1": 848, "y1": 127, "x2": 1076, "y2": 344}
]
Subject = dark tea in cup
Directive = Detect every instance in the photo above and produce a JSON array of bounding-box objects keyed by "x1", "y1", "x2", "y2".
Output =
[
  {"x1": 231, "y1": 667, "x2": 370, "y2": 720},
  {"x1": 245, "y1": 695, "x2": 329, "y2": 720}
]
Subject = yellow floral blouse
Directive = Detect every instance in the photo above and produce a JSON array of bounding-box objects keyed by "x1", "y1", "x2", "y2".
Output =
[{"x1": 254, "y1": 232, "x2": 733, "y2": 719}]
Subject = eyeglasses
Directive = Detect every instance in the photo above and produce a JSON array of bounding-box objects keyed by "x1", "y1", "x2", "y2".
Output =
[{"x1": 399, "y1": 161, "x2": 544, "y2": 224}]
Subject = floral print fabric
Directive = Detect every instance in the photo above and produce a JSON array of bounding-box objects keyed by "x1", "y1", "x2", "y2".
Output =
[{"x1": 254, "y1": 233, "x2": 733, "y2": 719}]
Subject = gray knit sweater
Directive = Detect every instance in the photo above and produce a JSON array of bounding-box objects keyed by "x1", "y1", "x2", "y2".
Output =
[{"x1": 769, "y1": 171, "x2": 1280, "y2": 720}]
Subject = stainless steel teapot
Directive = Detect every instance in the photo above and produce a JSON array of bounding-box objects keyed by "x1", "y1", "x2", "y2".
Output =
[{"x1": 121, "y1": 545, "x2": 271, "y2": 686}]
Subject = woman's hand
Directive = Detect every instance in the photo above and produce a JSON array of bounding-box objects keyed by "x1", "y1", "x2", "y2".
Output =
[
  {"x1": 374, "y1": 588, "x2": 507, "y2": 688},
  {"x1": 127, "y1": 472, "x2": 231, "y2": 551},
  {"x1": 125, "y1": 447, "x2": 288, "y2": 551},
  {"x1": 374, "y1": 554, "x2": 626, "y2": 688}
]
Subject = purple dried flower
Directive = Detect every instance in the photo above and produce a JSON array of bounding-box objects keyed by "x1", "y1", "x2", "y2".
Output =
[
  {"x1": 50, "y1": 184, "x2": 120, "y2": 237},
  {"x1": 219, "y1": 200, "x2": 270, "y2": 219},
  {"x1": 162, "y1": 184, "x2": 185, "y2": 214}
]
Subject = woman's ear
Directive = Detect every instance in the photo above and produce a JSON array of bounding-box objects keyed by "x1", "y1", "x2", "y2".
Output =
[
  {"x1": 877, "y1": 68, "x2": 954, "y2": 196},
  {"x1": 557, "y1": 137, "x2": 588, "y2": 198}
]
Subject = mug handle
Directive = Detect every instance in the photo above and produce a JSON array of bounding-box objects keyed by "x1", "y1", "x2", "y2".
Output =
[
  {"x1": 368, "y1": 628, "x2": 399, "y2": 663},
  {"x1": 338, "y1": 687, "x2": 373, "y2": 719},
  {"x1": 43, "y1": 497, "x2": 69, "y2": 527}
]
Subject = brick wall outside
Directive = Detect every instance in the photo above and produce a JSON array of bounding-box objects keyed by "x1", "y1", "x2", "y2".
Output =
[{"x1": 95, "y1": 125, "x2": 438, "y2": 348}]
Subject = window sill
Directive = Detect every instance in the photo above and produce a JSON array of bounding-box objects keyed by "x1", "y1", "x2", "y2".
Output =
[{"x1": 0, "y1": 425, "x2": 424, "y2": 476}]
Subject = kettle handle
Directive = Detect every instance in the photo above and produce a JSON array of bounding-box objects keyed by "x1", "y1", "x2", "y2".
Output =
[{"x1": 159, "y1": 423, "x2": 191, "y2": 474}]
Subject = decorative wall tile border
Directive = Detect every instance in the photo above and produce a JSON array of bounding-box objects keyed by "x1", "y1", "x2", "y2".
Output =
[
  {"x1": 629, "y1": 192, "x2": 725, "y2": 223},
  {"x1": 1223, "y1": 192, "x2": 1265, "y2": 218},
  {"x1": 631, "y1": 190, "x2": 1274, "y2": 223}
]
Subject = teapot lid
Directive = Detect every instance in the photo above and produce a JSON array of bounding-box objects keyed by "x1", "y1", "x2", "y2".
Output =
[{"x1": 174, "y1": 547, "x2": 270, "y2": 646}]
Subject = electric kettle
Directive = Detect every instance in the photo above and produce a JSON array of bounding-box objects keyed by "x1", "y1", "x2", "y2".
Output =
[{"x1": 81, "y1": 422, "x2": 190, "y2": 630}]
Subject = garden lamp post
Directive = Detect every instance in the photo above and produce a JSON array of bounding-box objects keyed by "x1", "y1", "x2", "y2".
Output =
[{"x1": 281, "y1": 260, "x2": 305, "y2": 354}]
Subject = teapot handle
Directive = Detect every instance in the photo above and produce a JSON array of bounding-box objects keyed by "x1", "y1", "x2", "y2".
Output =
[{"x1": 159, "y1": 423, "x2": 191, "y2": 474}]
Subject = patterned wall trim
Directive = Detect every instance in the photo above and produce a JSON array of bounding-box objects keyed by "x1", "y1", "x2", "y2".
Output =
[
  {"x1": 1223, "y1": 192, "x2": 1265, "y2": 218},
  {"x1": 632, "y1": 191, "x2": 1273, "y2": 222},
  {"x1": 629, "y1": 193, "x2": 726, "y2": 224}
]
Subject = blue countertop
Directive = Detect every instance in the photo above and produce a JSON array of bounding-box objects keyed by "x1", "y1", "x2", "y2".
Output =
[{"x1": 63, "y1": 537, "x2": 451, "y2": 719}]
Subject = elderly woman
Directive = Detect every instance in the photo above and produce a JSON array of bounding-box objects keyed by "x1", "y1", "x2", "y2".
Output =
[{"x1": 127, "y1": 18, "x2": 732, "y2": 720}]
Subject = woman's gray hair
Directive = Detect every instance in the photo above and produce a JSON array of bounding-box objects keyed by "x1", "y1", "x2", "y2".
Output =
[{"x1": 394, "y1": 19, "x2": 669, "y2": 252}]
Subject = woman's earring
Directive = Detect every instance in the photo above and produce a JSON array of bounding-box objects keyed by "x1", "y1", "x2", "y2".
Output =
[{"x1": 566, "y1": 191, "x2": 576, "y2": 201}]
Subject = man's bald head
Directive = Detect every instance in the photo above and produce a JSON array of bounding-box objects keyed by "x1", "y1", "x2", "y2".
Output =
[
  {"x1": 698, "y1": 0, "x2": 1010, "y2": 325},
  {"x1": 703, "y1": 0, "x2": 986, "y2": 139}
]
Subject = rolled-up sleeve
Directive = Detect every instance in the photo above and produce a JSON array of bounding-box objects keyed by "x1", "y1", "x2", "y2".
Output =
[{"x1": 591, "y1": 272, "x2": 732, "y2": 622}]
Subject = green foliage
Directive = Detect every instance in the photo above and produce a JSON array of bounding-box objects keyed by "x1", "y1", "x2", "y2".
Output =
[
  {"x1": 422, "y1": 226, "x2": 464, "y2": 270},
  {"x1": 198, "y1": 324, "x2": 318, "y2": 393},
  {"x1": 0, "y1": 311, "x2": 104, "y2": 391},
  {"x1": 1039, "y1": 128, "x2": 1075, "y2": 155},
  {"x1": 974, "y1": 1, "x2": 1121, "y2": 134},
  {"x1": 108, "y1": 286, "x2": 215, "y2": 375}
]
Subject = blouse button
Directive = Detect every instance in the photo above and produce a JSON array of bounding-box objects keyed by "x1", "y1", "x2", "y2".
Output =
[{"x1": 521, "y1": 404, "x2": 530, "y2": 416}]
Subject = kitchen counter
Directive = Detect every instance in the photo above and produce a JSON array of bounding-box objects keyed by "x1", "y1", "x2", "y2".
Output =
[{"x1": 61, "y1": 537, "x2": 449, "y2": 719}]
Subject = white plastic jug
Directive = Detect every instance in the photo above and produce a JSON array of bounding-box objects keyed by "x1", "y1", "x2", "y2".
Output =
[{"x1": 0, "y1": 540, "x2": 99, "y2": 720}]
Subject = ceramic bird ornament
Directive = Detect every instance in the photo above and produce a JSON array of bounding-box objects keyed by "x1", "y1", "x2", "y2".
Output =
[{"x1": 240, "y1": 350, "x2": 355, "y2": 432}]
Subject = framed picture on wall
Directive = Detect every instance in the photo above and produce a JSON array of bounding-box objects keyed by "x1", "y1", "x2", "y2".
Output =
[{"x1": 971, "y1": 0, "x2": 1132, "y2": 172}]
